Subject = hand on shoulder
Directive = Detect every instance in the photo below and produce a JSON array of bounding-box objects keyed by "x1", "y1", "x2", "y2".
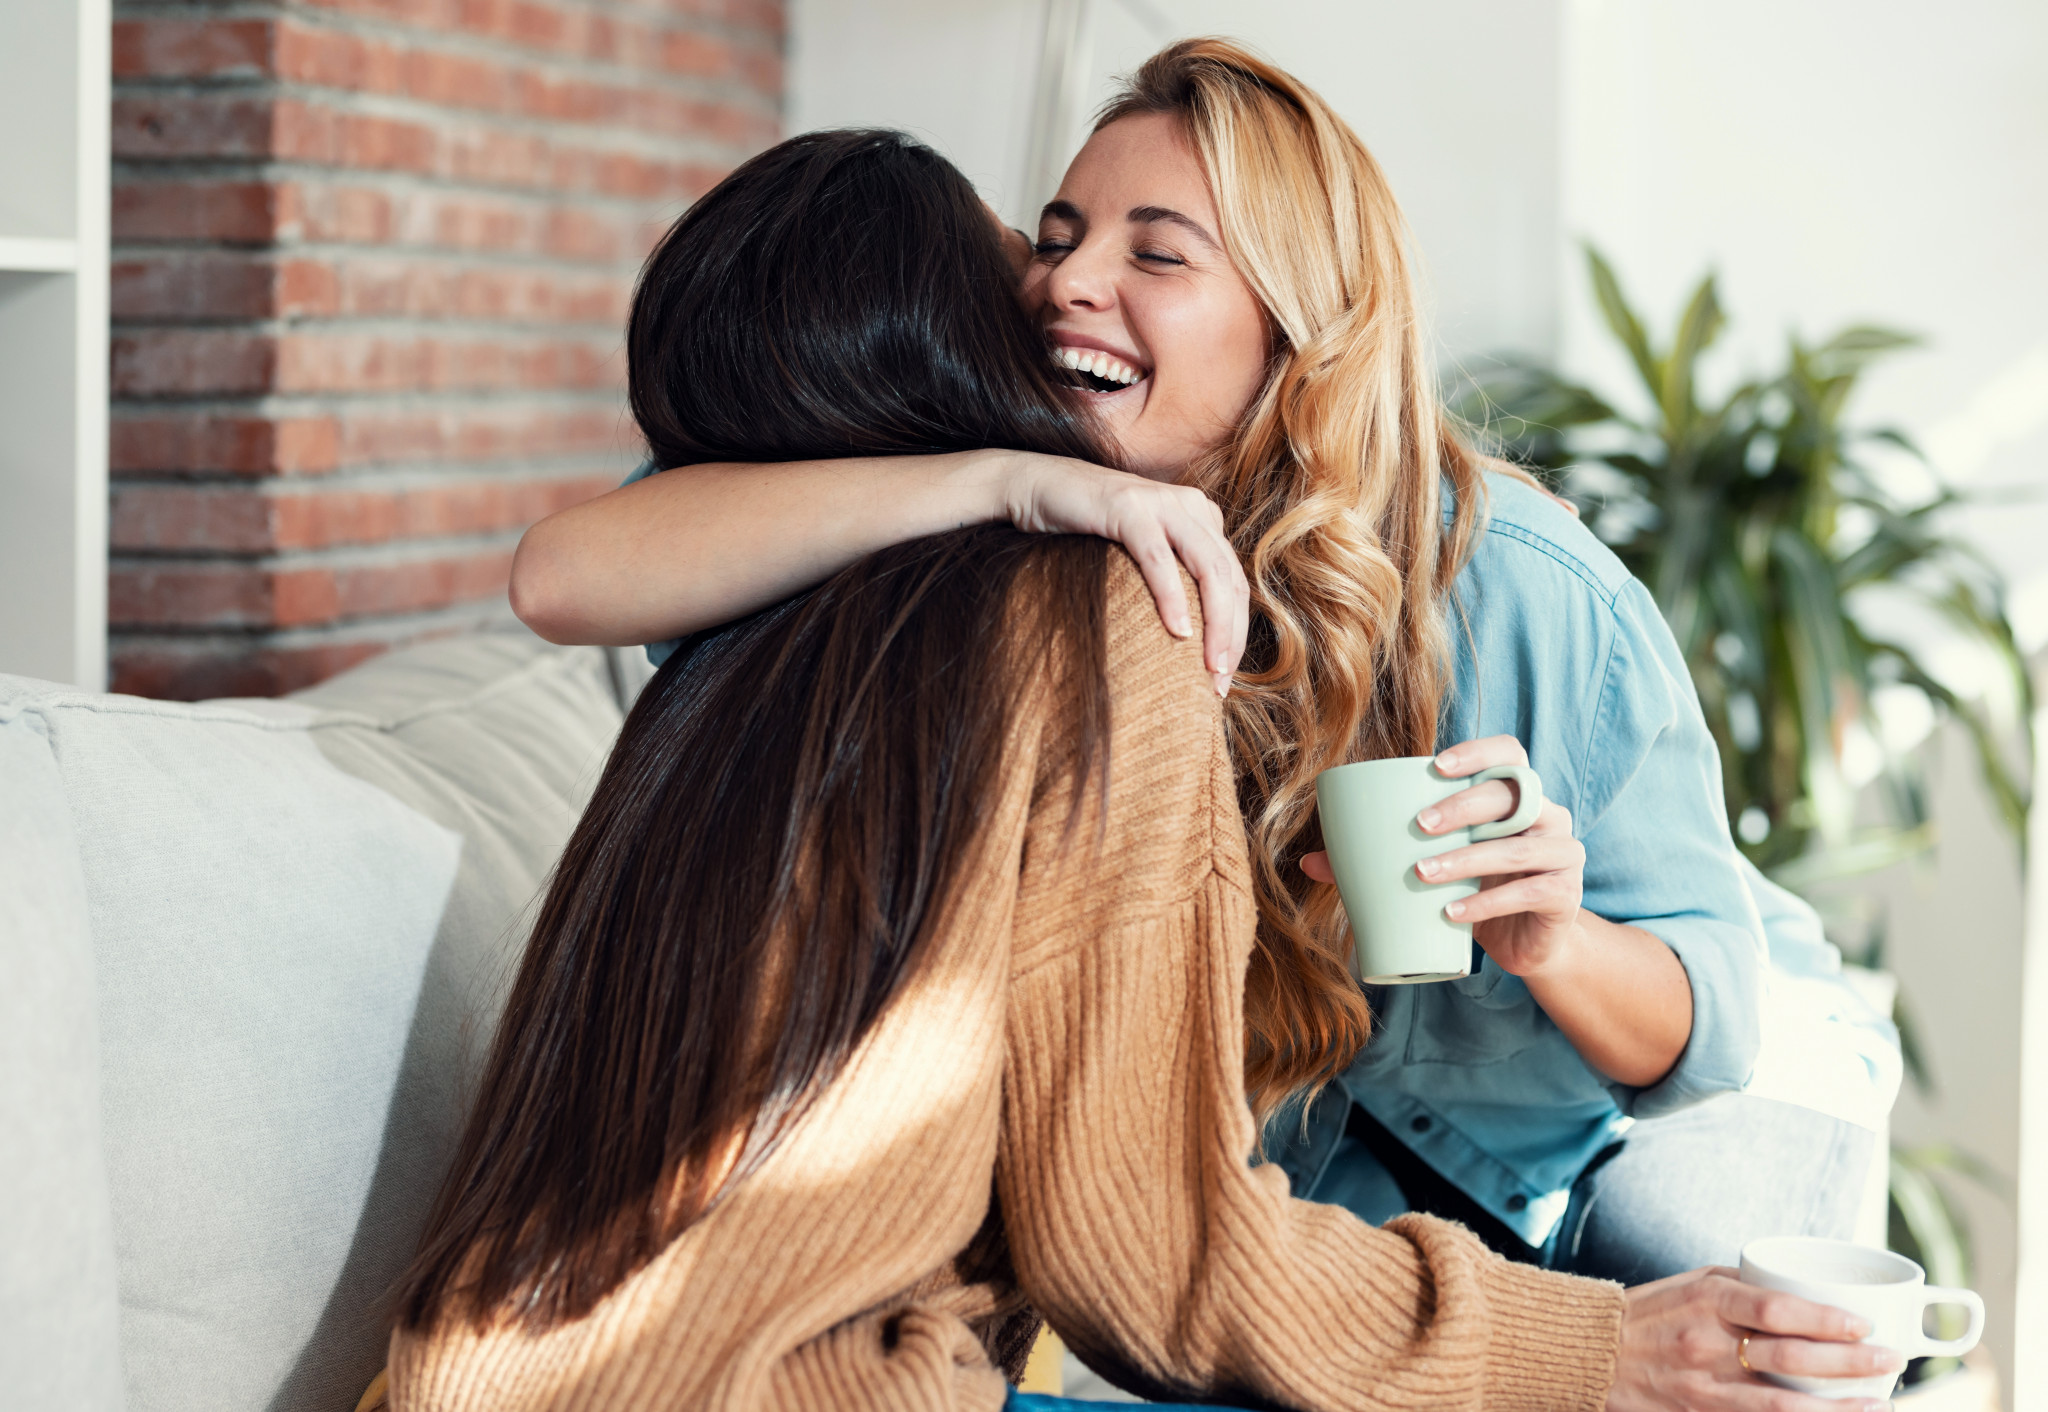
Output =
[{"x1": 998, "y1": 450, "x2": 1247, "y2": 698}]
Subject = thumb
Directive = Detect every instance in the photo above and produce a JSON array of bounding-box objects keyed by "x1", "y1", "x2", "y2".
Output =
[{"x1": 1300, "y1": 851, "x2": 1336, "y2": 884}]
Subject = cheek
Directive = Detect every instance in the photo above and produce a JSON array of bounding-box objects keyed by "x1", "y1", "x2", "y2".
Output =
[
  {"x1": 1214, "y1": 299, "x2": 1272, "y2": 415},
  {"x1": 1018, "y1": 268, "x2": 1054, "y2": 318},
  {"x1": 1149, "y1": 292, "x2": 1267, "y2": 428}
]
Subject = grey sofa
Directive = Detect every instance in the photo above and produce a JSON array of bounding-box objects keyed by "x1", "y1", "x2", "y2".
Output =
[{"x1": 1, "y1": 632, "x2": 651, "y2": 1412}]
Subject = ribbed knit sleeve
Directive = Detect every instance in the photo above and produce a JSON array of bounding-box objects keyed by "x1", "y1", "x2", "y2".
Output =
[{"x1": 996, "y1": 562, "x2": 1627, "y2": 1412}]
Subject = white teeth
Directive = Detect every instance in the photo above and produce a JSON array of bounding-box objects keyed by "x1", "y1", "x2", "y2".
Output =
[{"x1": 1054, "y1": 345, "x2": 1144, "y2": 386}]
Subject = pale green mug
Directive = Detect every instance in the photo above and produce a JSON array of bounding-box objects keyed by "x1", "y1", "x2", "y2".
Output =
[{"x1": 1314, "y1": 756, "x2": 1544, "y2": 984}]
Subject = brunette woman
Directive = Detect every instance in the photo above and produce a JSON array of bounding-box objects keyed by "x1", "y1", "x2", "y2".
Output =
[{"x1": 379, "y1": 129, "x2": 1891, "y2": 1411}]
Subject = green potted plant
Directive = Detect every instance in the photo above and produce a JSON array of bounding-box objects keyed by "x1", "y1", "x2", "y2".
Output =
[{"x1": 1454, "y1": 246, "x2": 2030, "y2": 1385}]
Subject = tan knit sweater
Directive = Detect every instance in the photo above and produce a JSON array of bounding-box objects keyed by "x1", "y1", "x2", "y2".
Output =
[{"x1": 387, "y1": 559, "x2": 1626, "y2": 1411}]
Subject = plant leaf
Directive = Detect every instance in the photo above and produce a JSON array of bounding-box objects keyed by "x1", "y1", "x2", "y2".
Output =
[
  {"x1": 1584, "y1": 245, "x2": 1662, "y2": 400},
  {"x1": 1770, "y1": 528, "x2": 1857, "y2": 846},
  {"x1": 1661, "y1": 274, "x2": 1725, "y2": 439},
  {"x1": 1896, "y1": 1142, "x2": 2017, "y2": 1205},
  {"x1": 1889, "y1": 1153, "x2": 1969, "y2": 1286},
  {"x1": 1766, "y1": 822, "x2": 1937, "y2": 890}
]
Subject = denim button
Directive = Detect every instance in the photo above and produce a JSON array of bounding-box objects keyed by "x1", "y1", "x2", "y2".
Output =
[
  {"x1": 1506, "y1": 1193, "x2": 1528, "y2": 1211},
  {"x1": 1409, "y1": 1115, "x2": 1432, "y2": 1134}
]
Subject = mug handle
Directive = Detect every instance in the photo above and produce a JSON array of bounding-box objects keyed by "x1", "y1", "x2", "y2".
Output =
[
  {"x1": 1913, "y1": 1286, "x2": 1985, "y2": 1358},
  {"x1": 1467, "y1": 765, "x2": 1544, "y2": 841}
]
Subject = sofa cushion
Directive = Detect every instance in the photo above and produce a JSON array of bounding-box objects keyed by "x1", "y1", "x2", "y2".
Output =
[
  {"x1": 0, "y1": 632, "x2": 623, "y2": 1412},
  {"x1": 251, "y1": 633, "x2": 626, "y2": 1404},
  {"x1": 0, "y1": 673, "x2": 464, "y2": 1412},
  {"x1": 0, "y1": 710, "x2": 125, "y2": 1412}
]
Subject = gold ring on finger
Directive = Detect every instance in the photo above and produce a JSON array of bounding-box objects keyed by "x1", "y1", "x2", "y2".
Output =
[{"x1": 1738, "y1": 1335, "x2": 1754, "y2": 1374}]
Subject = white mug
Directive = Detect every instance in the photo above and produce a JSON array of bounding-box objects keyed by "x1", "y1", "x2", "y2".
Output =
[{"x1": 1738, "y1": 1237, "x2": 1984, "y2": 1399}]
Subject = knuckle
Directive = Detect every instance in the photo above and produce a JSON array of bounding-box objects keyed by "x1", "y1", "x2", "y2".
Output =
[
  {"x1": 1673, "y1": 1322, "x2": 1720, "y2": 1365},
  {"x1": 1756, "y1": 1293, "x2": 1795, "y2": 1328},
  {"x1": 1111, "y1": 485, "x2": 1156, "y2": 519}
]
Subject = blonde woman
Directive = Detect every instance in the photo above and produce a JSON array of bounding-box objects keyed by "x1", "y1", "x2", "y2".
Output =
[{"x1": 511, "y1": 39, "x2": 1893, "y2": 1393}]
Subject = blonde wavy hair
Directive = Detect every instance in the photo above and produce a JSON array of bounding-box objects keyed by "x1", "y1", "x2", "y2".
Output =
[{"x1": 1097, "y1": 39, "x2": 1490, "y2": 1112}]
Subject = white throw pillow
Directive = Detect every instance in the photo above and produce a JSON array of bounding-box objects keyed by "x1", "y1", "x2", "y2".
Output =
[
  {"x1": 0, "y1": 632, "x2": 623, "y2": 1412},
  {"x1": 0, "y1": 708, "x2": 125, "y2": 1411},
  {"x1": 6, "y1": 678, "x2": 461, "y2": 1412}
]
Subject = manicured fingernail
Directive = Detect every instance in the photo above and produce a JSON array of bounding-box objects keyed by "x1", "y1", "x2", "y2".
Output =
[
  {"x1": 1436, "y1": 751, "x2": 1458, "y2": 771},
  {"x1": 1171, "y1": 617, "x2": 1192, "y2": 638},
  {"x1": 1418, "y1": 807, "x2": 1441, "y2": 830},
  {"x1": 1444, "y1": 898, "x2": 1465, "y2": 918},
  {"x1": 1416, "y1": 857, "x2": 1440, "y2": 879},
  {"x1": 1214, "y1": 674, "x2": 1230, "y2": 697}
]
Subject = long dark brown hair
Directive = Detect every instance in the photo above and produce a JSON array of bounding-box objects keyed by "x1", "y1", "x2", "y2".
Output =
[{"x1": 394, "y1": 129, "x2": 1114, "y2": 1332}]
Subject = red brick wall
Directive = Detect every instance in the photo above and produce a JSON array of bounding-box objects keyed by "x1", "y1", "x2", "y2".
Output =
[{"x1": 109, "y1": 0, "x2": 782, "y2": 697}]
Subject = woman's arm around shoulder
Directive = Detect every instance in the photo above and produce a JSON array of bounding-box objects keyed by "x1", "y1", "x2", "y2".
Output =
[{"x1": 508, "y1": 448, "x2": 1249, "y2": 695}]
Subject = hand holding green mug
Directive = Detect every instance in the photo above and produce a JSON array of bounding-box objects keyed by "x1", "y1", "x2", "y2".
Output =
[{"x1": 1304, "y1": 736, "x2": 1586, "y2": 983}]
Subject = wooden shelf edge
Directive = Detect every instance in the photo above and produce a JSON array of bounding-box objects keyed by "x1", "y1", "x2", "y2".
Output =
[{"x1": 0, "y1": 237, "x2": 80, "y2": 273}]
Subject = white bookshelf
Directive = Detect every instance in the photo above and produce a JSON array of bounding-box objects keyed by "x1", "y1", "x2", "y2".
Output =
[{"x1": 0, "y1": 0, "x2": 108, "y2": 690}]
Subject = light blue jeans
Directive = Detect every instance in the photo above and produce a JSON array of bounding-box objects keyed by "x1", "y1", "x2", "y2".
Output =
[
  {"x1": 1549, "y1": 1093, "x2": 1876, "y2": 1282},
  {"x1": 1312, "y1": 1091, "x2": 1876, "y2": 1282}
]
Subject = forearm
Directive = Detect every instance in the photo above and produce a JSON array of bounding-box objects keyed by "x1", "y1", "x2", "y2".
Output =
[
  {"x1": 1522, "y1": 913, "x2": 1692, "y2": 1088},
  {"x1": 510, "y1": 449, "x2": 1010, "y2": 644}
]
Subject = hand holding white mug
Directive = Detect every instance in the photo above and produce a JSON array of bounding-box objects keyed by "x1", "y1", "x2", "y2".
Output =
[
  {"x1": 1609, "y1": 1267, "x2": 1901, "y2": 1412},
  {"x1": 1739, "y1": 1238, "x2": 1982, "y2": 1399},
  {"x1": 1303, "y1": 734, "x2": 1585, "y2": 977}
]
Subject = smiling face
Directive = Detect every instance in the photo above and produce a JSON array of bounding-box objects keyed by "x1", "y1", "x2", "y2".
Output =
[{"x1": 1021, "y1": 112, "x2": 1273, "y2": 482}]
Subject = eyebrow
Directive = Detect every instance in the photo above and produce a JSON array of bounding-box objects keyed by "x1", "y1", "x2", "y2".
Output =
[
  {"x1": 1128, "y1": 205, "x2": 1221, "y2": 250},
  {"x1": 1037, "y1": 199, "x2": 1221, "y2": 251}
]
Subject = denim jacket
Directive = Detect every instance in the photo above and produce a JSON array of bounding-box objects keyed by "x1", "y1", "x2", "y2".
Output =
[{"x1": 1267, "y1": 473, "x2": 1784, "y2": 1247}]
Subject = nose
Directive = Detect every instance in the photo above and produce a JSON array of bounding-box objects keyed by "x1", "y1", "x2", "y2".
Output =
[{"x1": 1043, "y1": 234, "x2": 1120, "y2": 315}]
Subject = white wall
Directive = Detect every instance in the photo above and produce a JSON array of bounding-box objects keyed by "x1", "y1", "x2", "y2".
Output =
[{"x1": 788, "y1": 0, "x2": 1045, "y2": 217}]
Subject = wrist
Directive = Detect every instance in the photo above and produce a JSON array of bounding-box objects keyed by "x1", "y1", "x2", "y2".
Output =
[
  {"x1": 1512, "y1": 913, "x2": 1593, "y2": 987},
  {"x1": 953, "y1": 447, "x2": 1028, "y2": 526}
]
